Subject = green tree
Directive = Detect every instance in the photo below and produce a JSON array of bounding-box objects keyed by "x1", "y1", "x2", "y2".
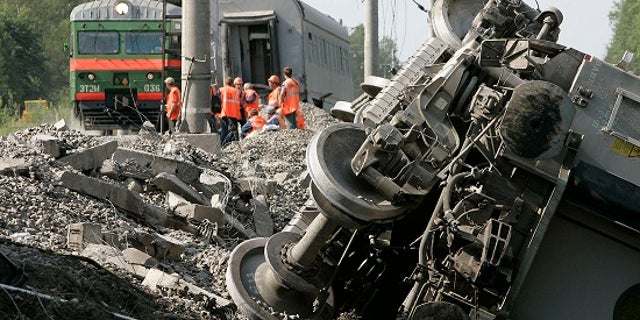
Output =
[
  {"x1": 0, "y1": 4, "x2": 47, "y2": 114},
  {"x1": 0, "y1": 0, "x2": 87, "y2": 112},
  {"x1": 606, "y1": 0, "x2": 640, "y2": 72},
  {"x1": 349, "y1": 24, "x2": 402, "y2": 95}
]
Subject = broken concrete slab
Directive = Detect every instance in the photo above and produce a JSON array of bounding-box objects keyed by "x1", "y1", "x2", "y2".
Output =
[
  {"x1": 81, "y1": 244, "x2": 151, "y2": 278},
  {"x1": 106, "y1": 256, "x2": 150, "y2": 278},
  {"x1": 142, "y1": 269, "x2": 233, "y2": 308},
  {"x1": 166, "y1": 191, "x2": 189, "y2": 211},
  {"x1": 80, "y1": 245, "x2": 149, "y2": 279},
  {"x1": 141, "y1": 269, "x2": 180, "y2": 291},
  {"x1": 112, "y1": 148, "x2": 201, "y2": 183},
  {"x1": 192, "y1": 169, "x2": 230, "y2": 199},
  {"x1": 181, "y1": 281, "x2": 233, "y2": 308},
  {"x1": 199, "y1": 170, "x2": 230, "y2": 191},
  {"x1": 31, "y1": 134, "x2": 61, "y2": 158},
  {"x1": 0, "y1": 158, "x2": 28, "y2": 176},
  {"x1": 142, "y1": 204, "x2": 196, "y2": 234},
  {"x1": 250, "y1": 198, "x2": 273, "y2": 237},
  {"x1": 236, "y1": 177, "x2": 278, "y2": 196},
  {"x1": 174, "y1": 133, "x2": 221, "y2": 155},
  {"x1": 66, "y1": 222, "x2": 102, "y2": 250},
  {"x1": 60, "y1": 171, "x2": 145, "y2": 215},
  {"x1": 152, "y1": 172, "x2": 209, "y2": 205},
  {"x1": 59, "y1": 140, "x2": 118, "y2": 171},
  {"x1": 128, "y1": 232, "x2": 184, "y2": 261},
  {"x1": 122, "y1": 248, "x2": 158, "y2": 268},
  {"x1": 175, "y1": 204, "x2": 224, "y2": 226},
  {"x1": 99, "y1": 159, "x2": 120, "y2": 180}
]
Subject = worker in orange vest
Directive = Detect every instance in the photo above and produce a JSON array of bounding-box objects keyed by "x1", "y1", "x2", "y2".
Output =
[
  {"x1": 219, "y1": 77, "x2": 243, "y2": 145},
  {"x1": 233, "y1": 77, "x2": 247, "y2": 126},
  {"x1": 241, "y1": 109, "x2": 266, "y2": 138},
  {"x1": 243, "y1": 82, "x2": 260, "y2": 118},
  {"x1": 164, "y1": 77, "x2": 182, "y2": 133},
  {"x1": 267, "y1": 75, "x2": 281, "y2": 108},
  {"x1": 279, "y1": 66, "x2": 300, "y2": 129}
]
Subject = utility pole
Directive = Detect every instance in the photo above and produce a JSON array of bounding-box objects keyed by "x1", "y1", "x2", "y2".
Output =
[
  {"x1": 181, "y1": 0, "x2": 211, "y2": 133},
  {"x1": 429, "y1": 0, "x2": 435, "y2": 37},
  {"x1": 364, "y1": 0, "x2": 379, "y2": 77}
]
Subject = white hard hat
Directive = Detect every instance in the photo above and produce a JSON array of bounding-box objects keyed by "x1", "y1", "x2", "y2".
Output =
[{"x1": 164, "y1": 77, "x2": 176, "y2": 84}]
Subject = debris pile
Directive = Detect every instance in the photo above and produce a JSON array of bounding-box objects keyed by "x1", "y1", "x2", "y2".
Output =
[{"x1": 0, "y1": 103, "x2": 338, "y2": 319}]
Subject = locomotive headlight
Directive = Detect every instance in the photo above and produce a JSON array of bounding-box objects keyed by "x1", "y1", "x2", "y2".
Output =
[
  {"x1": 146, "y1": 72, "x2": 154, "y2": 80},
  {"x1": 87, "y1": 73, "x2": 96, "y2": 81},
  {"x1": 115, "y1": 1, "x2": 129, "y2": 15},
  {"x1": 122, "y1": 78, "x2": 129, "y2": 86}
]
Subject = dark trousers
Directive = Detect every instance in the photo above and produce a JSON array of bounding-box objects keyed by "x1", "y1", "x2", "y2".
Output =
[
  {"x1": 284, "y1": 112, "x2": 297, "y2": 129},
  {"x1": 207, "y1": 114, "x2": 219, "y2": 133},
  {"x1": 220, "y1": 117, "x2": 239, "y2": 145}
]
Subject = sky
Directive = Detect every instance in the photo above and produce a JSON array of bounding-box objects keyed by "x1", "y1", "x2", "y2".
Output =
[{"x1": 302, "y1": 0, "x2": 616, "y2": 62}]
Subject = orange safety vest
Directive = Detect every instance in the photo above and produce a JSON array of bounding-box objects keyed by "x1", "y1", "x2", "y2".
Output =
[
  {"x1": 248, "y1": 114, "x2": 266, "y2": 133},
  {"x1": 219, "y1": 86, "x2": 242, "y2": 120},
  {"x1": 281, "y1": 77, "x2": 300, "y2": 116},
  {"x1": 244, "y1": 89, "x2": 260, "y2": 117},
  {"x1": 166, "y1": 86, "x2": 182, "y2": 121},
  {"x1": 296, "y1": 108, "x2": 305, "y2": 130},
  {"x1": 268, "y1": 87, "x2": 281, "y2": 107}
]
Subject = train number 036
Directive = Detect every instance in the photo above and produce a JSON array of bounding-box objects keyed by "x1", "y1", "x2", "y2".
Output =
[{"x1": 143, "y1": 84, "x2": 161, "y2": 92}]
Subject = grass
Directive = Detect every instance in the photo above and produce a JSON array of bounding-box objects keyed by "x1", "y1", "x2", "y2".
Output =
[{"x1": 0, "y1": 93, "x2": 73, "y2": 136}]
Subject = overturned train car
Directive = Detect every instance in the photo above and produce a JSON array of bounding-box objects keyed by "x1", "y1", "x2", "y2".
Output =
[{"x1": 226, "y1": 0, "x2": 640, "y2": 319}]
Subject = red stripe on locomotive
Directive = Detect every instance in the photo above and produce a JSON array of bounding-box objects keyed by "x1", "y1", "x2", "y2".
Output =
[
  {"x1": 75, "y1": 92, "x2": 106, "y2": 100},
  {"x1": 70, "y1": 58, "x2": 180, "y2": 71}
]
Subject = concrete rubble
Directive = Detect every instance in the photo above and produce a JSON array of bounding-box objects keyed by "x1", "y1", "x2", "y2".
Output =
[{"x1": 0, "y1": 103, "x2": 338, "y2": 319}]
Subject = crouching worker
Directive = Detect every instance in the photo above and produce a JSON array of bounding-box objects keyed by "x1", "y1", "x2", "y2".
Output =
[
  {"x1": 263, "y1": 106, "x2": 281, "y2": 131},
  {"x1": 241, "y1": 109, "x2": 266, "y2": 138}
]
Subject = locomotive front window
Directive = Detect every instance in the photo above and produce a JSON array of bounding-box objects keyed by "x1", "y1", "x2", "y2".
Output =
[
  {"x1": 125, "y1": 32, "x2": 163, "y2": 54},
  {"x1": 78, "y1": 31, "x2": 119, "y2": 54}
]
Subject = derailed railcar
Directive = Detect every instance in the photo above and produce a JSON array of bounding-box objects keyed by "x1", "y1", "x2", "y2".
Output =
[
  {"x1": 212, "y1": 0, "x2": 354, "y2": 110},
  {"x1": 69, "y1": 0, "x2": 181, "y2": 131},
  {"x1": 225, "y1": 0, "x2": 640, "y2": 319}
]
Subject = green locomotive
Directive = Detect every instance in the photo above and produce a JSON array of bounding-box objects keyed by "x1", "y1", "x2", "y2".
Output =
[{"x1": 69, "y1": 0, "x2": 180, "y2": 131}]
